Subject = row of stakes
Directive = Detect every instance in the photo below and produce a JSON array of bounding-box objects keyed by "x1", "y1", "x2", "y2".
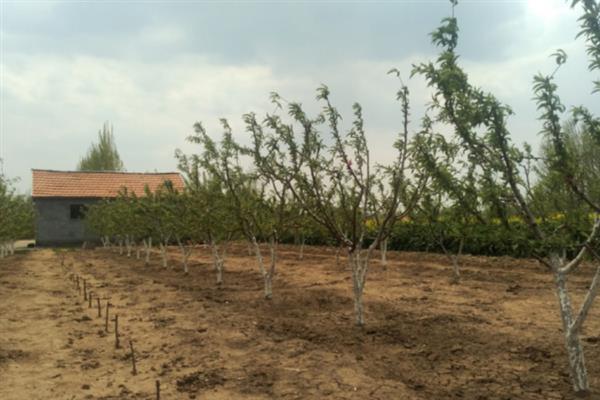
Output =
[{"x1": 70, "y1": 272, "x2": 162, "y2": 399}]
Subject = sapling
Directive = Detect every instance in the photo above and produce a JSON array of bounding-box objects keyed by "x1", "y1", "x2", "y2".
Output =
[
  {"x1": 411, "y1": 126, "x2": 501, "y2": 283},
  {"x1": 250, "y1": 83, "x2": 422, "y2": 325},
  {"x1": 0, "y1": 177, "x2": 33, "y2": 257},
  {"x1": 153, "y1": 184, "x2": 195, "y2": 273},
  {"x1": 166, "y1": 189, "x2": 200, "y2": 274},
  {"x1": 142, "y1": 185, "x2": 176, "y2": 269},
  {"x1": 133, "y1": 193, "x2": 158, "y2": 267},
  {"x1": 175, "y1": 155, "x2": 239, "y2": 285},
  {"x1": 412, "y1": 1, "x2": 600, "y2": 393},
  {"x1": 244, "y1": 113, "x2": 310, "y2": 298},
  {"x1": 289, "y1": 204, "x2": 312, "y2": 260},
  {"x1": 186, "y1": 121, "x2": 287, "y2": 298},
  {"x1": 86, "y1": 199, "x2": 120, "y2": 254}
]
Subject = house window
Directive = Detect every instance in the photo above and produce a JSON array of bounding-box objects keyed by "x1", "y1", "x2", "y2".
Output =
[{"x1": 70, "y1": 204, "x2": 87, "y2": 219}]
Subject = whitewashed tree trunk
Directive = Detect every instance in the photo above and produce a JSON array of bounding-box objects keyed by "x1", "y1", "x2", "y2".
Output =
[
  {"x1": 450, "y1": 255, "x2": 461, "y2": 284},
  {"x1": 210, "y1": 240, "x2": 226, "y2": 286},
  {"x1": 177, "y1": 238, "x2": 193, "y2": 274},
  {"x1": 549, "y1": 251, "x2": 600, "y2": 396},
  {"x1": 126, "y1": 235, "x2": 132, "y2": 258},
  {"x1": 554, "y1": 268, "x2": 589, "y2": 395},
  {"x1": 159, "y1": 241, "x2": 168, "y2": 268},
  {"x1": 348, "y1": 248, "x2": 371, "y2": 326},
  {"x1": 143, "y1": 237, "x2": 152, "y2": 266},
  {"x1": 135, "y1": 244, "x2": 141, "y2": 260},
  {"x1": 252, "y1": 236, "x2": 276, "y2": 299},
  {"x1": 440, "y1": 237, "x2": 463, "y2": 284},
  {"x1": 118, "y1": 238, "x2": 124, "y2": 255},
  {"x1": 299, "y1": 235, "x2": 305, "y2": 260},
  {"x1": 9, "y1": 241, "x2": 15, "y2": 256},
  {"x1": 380, "y1": 238, "x2": 388, "y2": 266},
  {"x1": 216, "y1": 258, "x2": 223, "y2": 284}
]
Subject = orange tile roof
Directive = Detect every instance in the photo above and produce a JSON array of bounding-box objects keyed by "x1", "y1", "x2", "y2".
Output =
[{"x1": 32, "y1": 169, "x2": 185, "y2": 198}]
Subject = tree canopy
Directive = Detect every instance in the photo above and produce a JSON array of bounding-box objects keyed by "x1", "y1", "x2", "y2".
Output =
[{"x1": 77, "y1": 122, "x2": 125, "y2": 171}]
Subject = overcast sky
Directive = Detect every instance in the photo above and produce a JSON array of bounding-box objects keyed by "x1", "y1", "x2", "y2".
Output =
[{"x1": 1, "y1": 0, "x2": 598, "y2": 193}]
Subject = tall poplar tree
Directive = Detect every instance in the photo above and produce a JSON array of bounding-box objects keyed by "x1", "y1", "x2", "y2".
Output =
[{"x1": 77, "y1": 122, "x2": 125, "y2": 171}]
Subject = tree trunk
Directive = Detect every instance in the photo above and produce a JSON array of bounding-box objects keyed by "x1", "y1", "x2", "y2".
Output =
[
  {"x1": 210, "y1": 241, "x2": 225, "y2": 286},
  {"x1": 126, "y1": 236, "x2": 132, "y2": 258},
  {"x1": 299, "y1": 235, "x2": 305, "y2": 260},
  {"x1": 380, "y1": 238, "x2": 388, "y2": 266},
  {"x1": 119, "y1": 238, "x2": 124, "y2": 256},
  {"x1": 159, "y1": 242, "x2": 168, "y2": 268},
  {"x1": 440, "y1": 237, "x2": 463, "y2": 284},
  {"x1": 450, "y1": 255, "x2": 461, "y2": 284},
  {"x1": 177, "y1": 239, "x2": 192, "y2": 274},
  {"x1": 216, "y1": 260, "x2": 223, "y2": 285},
  {"x1": 136, "y1": 245, "x2": 141, "y2": 260},
  {"x1": 252, "y1": 237, "x2": 276, "y2": 299},
  {"x1": 9, "y1": 242, "x2": 15, "y2": 256},
  {"x1": 264, "y1": 272, "x2": 273, "y2": 299},
  {"x1": 554, "y1": 269, "x2": 589, "y2": 396},
  {"x1": 348, "y1": 248, "x2": 370, "y2": 326},
  {"x1": 144, "y1": 238, "x2": 152, "y2": 266}
]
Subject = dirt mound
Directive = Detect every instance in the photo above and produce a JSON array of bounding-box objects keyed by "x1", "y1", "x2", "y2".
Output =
[
  {"x1": 0, "y1": 349, "x2": 30, "y2": 364},
  {"x1": 176, "y1": 370, "x2": 226, "y2": 393}
]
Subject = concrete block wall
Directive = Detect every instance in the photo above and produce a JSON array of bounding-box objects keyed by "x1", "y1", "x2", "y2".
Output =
[{"x1": 34, "y1": 198, "x2": 100, "y2": 246}]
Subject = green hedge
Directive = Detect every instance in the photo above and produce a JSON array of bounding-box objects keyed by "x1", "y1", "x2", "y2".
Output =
[{"x1": 281, "y1": 217, "x2": 592, "y2": 259}]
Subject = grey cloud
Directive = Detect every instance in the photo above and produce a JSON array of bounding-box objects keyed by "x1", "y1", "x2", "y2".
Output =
[
  {"x1": 4, "y1": 1, "x2": 524, "y2": 65},
  {"x1": 2, "y1": 0, "x2": 598, "y2": 194}
]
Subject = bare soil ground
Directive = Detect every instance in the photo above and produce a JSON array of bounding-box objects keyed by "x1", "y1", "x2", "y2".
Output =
[{"x1": 1, "y1": 244, "x2": 599, "y2": 399}]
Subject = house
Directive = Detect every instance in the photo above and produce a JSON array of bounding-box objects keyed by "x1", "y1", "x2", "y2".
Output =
[{"x1": 31, "y1": 169, "x2": 185, "y2": 246}]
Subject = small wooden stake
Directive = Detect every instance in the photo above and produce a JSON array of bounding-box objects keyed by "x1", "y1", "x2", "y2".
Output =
[
  {"x1": 76, "y1": 276, "x2": 80, "y2": 291},
  {"x1": 105, "y1": 302, "x2": 110, "y2": 332},
  {"x1": 97, "y1": 298, "x2": 101, "y2": 318},
  {"x1": 129, "y1": 340, "x2": 137, "y2": 375},
  {"x1": 88, "y1": 291, "x2": 93, "y2": 308},
  {"x1": 114, "y1": 315, "x2": 120, "y2": 349},
  {"x1": 156, "y1": 380, "x2": 160, "y2": 400},
  {"x1": 83, "y1": 279, "x2": 87, "y2": 301}
]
